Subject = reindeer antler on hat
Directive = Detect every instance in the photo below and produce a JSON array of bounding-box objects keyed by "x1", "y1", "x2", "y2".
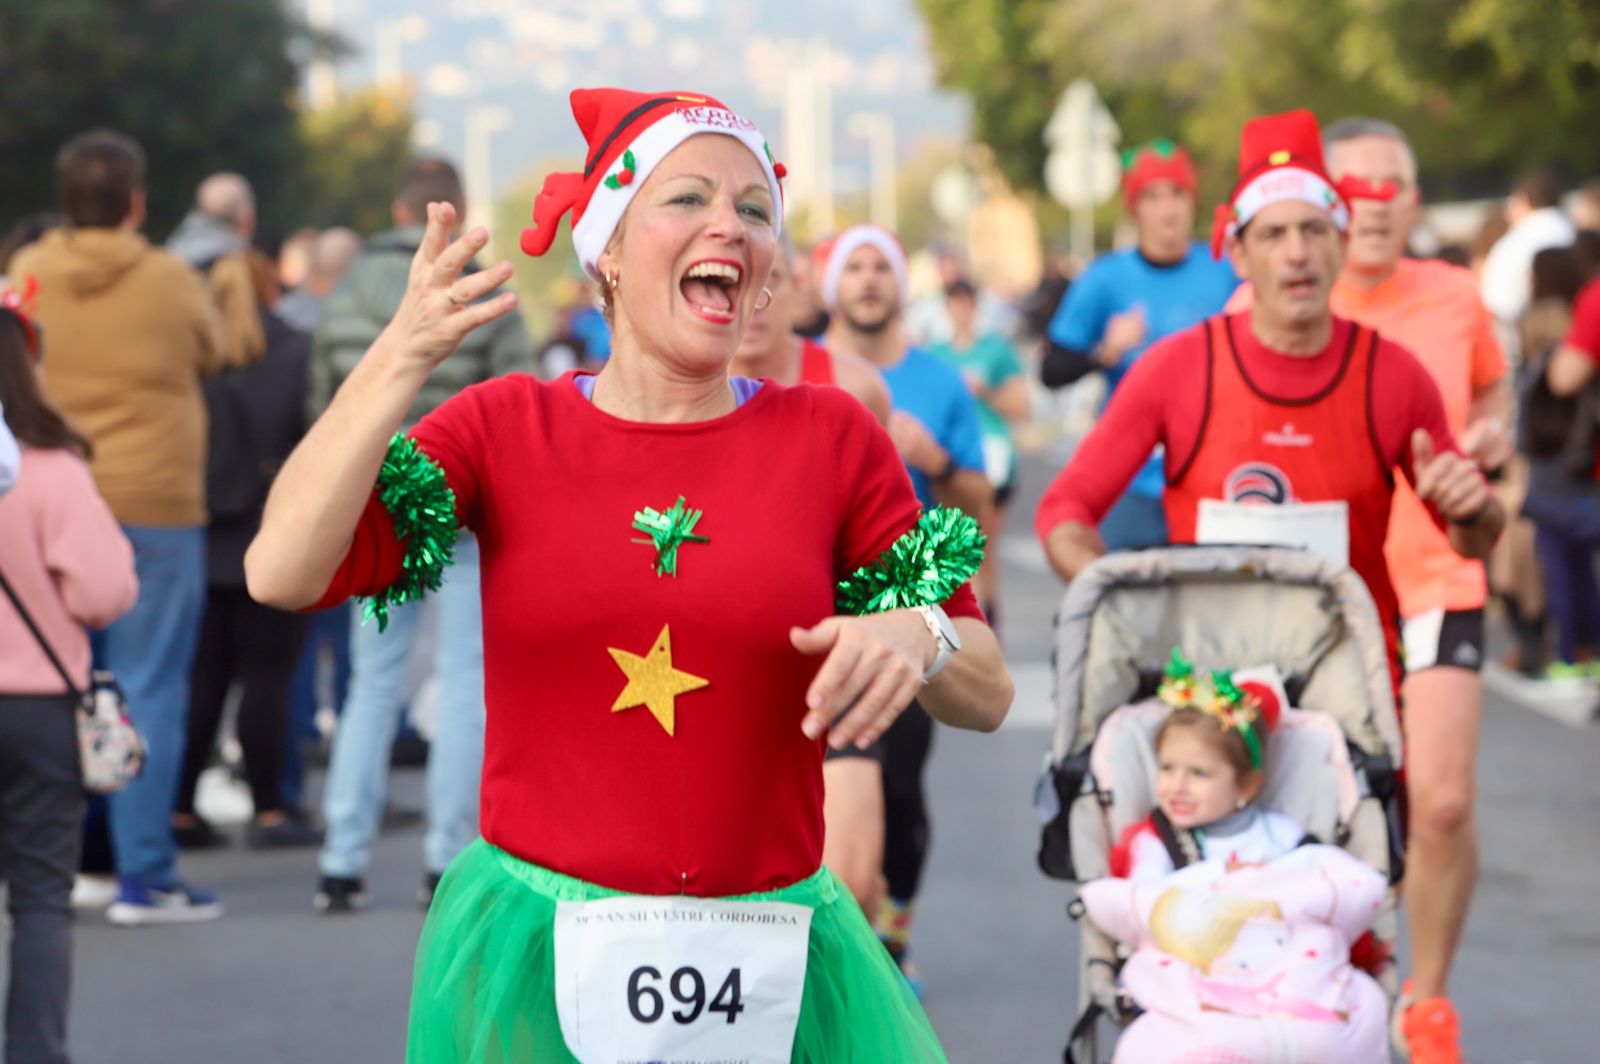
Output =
[{"x1": 1210, "y1": 109, "x2": 1397, "y2": 258}]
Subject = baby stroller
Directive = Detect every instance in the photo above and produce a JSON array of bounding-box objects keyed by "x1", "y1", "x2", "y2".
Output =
[{"x1": 1033, "y1": 545, "x2": 1407, "y2": 1063}]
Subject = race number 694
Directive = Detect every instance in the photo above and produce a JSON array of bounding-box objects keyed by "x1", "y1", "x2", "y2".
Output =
[{"x1": 627, "y1": 965, "x2": 746, "y2": 1025}]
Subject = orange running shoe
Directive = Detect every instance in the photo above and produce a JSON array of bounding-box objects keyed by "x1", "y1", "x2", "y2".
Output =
[{"x1": 1400, "y1": 982, "x2": 1464, "y2": 1064}]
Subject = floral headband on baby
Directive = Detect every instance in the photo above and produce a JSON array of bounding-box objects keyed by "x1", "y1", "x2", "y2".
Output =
[{"x1": 1157, "y1": 648, "x2": 1282, "y2": 770}]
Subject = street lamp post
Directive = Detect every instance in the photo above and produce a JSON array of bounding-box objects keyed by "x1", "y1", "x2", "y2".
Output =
[
  {"x1": 783, "y1": 44, "x2": 816, "y2": 228},
  {"x1": 305, "y1": 0, "x2": 339, "y2": 110},
  {"x1": 849, "y1": 112, "x2": 897, "y2": 232},
  {"x1": 810, "y1": 40, "x2": 835, "y2": 234},
  {"x1": 375, "y1": 16, "x2": 428, "y2": 92},
  {"x1": 465, "y1": 105, "x2": 513, "y2": 237}
]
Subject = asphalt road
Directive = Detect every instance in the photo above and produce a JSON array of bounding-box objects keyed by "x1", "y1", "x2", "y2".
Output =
[{"x1": 40, "y1": 454, "x2": 1600, "y2": 1062}]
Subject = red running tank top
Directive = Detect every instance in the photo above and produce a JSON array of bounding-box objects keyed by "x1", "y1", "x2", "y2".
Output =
[
  {"x1": 799, "y1": 339, "x2": 835, "y2": 385},
  {"x1": 1164, "y1": 316, "x2": 1403, "y2": 682}
]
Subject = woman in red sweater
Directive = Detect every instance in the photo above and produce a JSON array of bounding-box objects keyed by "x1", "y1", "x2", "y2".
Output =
[
  {"x1": 246, "y1": 89, "x2": 1012, "y2": 1063},
  {"x1": 0, "y1": 286, "x2": 139, "y2": 1064}
]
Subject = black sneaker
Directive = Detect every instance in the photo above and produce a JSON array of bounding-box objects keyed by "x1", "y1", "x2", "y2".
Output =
[
  {"x1": 314, "y1": 875, "x2": 368, "y2": 914},
  {"x1": 172, "y1": 815, "x2": 229, "y2": 851},
  {"x1": 248, "y1": 817, "x2": 324, "y2": 849},
  {"x1": 419, "y1": 871, "x2": 443, "y2": 910}
]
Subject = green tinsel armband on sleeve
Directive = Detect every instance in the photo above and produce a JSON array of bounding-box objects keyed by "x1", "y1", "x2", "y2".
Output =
[
  {"x1": 835, "y1": 506, "x2": 986, "y2": 616},
  {"x1": 360, "y1": 434, "x2": 459, "y2": 632}
]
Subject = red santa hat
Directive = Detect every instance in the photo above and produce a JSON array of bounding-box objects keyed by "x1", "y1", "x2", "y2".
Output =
[
  {"x1": 520, "y1": 88, "x2": 786, "y2": 278},
  {"x1": 1210, "y1": 109, "x2": 1395, "y2": 258},
  {"x1": 820, "y1": 224, "x2": 909, "y2": 309},
  {"x1": 1122, "y1": 139, "x2": 1198, "y2": 211}
]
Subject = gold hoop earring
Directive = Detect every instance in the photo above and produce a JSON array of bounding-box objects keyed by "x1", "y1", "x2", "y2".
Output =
[{"x1": 753, "y1": 286, "x2": 773, "y2": 311}]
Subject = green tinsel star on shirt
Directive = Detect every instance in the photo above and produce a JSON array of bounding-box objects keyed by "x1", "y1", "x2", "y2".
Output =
[{"x1": 632, "y1": 496, "x2": 709, "y2": 577}]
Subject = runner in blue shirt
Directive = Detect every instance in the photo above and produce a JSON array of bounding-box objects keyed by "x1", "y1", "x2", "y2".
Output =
[
  {"x1": 1042, "y1": 140, "x2": 1239, "y2": 549},
  {"x1": 821, "y1": 224, "x2": 991, "y2": 998}
]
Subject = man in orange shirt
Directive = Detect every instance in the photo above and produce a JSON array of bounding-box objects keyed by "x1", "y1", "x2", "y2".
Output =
[{"x1": 1231, "y1": 117, "x2": 1509, "y2": 1062}]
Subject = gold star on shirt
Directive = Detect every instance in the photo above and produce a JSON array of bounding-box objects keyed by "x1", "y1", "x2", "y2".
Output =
[{"x1": 607, "y1": 625, "x2": 709, "y2": 737}]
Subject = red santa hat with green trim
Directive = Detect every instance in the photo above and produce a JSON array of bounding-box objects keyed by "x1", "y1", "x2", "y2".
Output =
[
  {"x1": 1210, "y1": 108, "x2": 1395, "y2": 258},
  {"x1": 520, "y1": 88, "x2": 786, "y2": 278}
]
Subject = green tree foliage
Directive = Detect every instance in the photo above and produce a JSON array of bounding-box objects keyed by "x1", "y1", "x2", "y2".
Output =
[
  {"x1": 0, "y1": 0, "x2": 305, "y2": 239},
  {"x1": 914, "y1": 0, "x2": 1060, "y2": 194},
  {"x1": 296, "y1": 88, "x2": 417, "y2": 235},
  {"x1": 916, "y1": 0, "x2": 1600, "y2": 203}
]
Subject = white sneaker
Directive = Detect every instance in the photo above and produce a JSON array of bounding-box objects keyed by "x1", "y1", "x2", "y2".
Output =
[
  {"x1": 71, "y1": 875, "x2": 120, "y2": 909},
  {"x1": 106, "y1": 878, "x2": 224, "y2": 926}
]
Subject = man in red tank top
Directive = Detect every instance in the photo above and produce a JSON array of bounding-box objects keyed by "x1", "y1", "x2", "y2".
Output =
[
  {"x1": 1035, "y1": 110, "x2": 1503, "y2": 1064},
  {"x1": 732, "y1": 239, "x2": 890, "y2": 424}
]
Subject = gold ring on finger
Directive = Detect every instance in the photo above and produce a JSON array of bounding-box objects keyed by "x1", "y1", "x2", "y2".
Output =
[{"x1": 447, "y1": 287, "x2": 466, "y2": 307}]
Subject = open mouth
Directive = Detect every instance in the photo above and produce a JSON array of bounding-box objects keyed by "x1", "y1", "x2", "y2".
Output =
[
  {"x1": 680, "y1": 258, "x2": 743, "y2": 324},
  {"x1": 1282, "y1": 275, "x2": 1318, "y2": 298}
]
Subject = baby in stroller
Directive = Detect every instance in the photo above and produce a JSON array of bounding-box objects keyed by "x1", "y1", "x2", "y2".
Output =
[{"x1": 1081, "y1": 650, "x2": 1389, "y2": 1063}]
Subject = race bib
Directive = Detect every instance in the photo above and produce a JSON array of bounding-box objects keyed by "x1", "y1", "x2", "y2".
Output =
[
  {"x1": 553, "y1": 894, "x2": 814, "y2": 1064},
  {"x1": 1195, "y1": 499, "x2": 1350, "y2": 570}
]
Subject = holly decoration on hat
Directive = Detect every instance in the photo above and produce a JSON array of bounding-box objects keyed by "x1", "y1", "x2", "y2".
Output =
[
  {"x1": 763, "y1": 141, "x2": 788, "y2": 180},
  {"x1": 1158, "y1": 647, "x2": 1201, "y2": 709},
  {"x1": 1121, "y1": 138, "x2": 1178, "y2": 168},
  {"x1": 604, "y1": 149, "x2": 638, "y2": 191}
]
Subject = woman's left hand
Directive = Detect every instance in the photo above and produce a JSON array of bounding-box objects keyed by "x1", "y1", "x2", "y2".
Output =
[{"x1": 791, "y1": 611, "x2": 936, "y2": 749}]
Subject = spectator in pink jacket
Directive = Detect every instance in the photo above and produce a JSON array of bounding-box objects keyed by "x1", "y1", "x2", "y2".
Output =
[{"x1": 0, "y1": 290, "x2": 137, "y2": 1064}]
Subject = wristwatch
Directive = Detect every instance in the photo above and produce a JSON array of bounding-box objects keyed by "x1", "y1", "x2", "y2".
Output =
[{"x1": 916, "y1": 603, "x2": 962, "y2": 681}]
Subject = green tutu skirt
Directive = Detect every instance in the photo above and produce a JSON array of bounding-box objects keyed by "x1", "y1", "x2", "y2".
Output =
[{"x1": 406, "y1": 839, "x2": 947, "y2": 1063}]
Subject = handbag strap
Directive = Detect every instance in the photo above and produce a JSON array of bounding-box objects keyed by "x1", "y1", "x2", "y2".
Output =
[{"x1": 0, "y1": 566, "x2": 84, "y2": 700}]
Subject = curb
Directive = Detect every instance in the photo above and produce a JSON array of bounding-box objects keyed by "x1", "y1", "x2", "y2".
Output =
[{"x1": 1482, "y1": 662, "x2": 1600, "y2": 728}]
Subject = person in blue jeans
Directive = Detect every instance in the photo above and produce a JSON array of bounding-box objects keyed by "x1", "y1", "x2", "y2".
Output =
[
  {"x1": 1041, "y1": 140, "x2": 1239, "y2": 550},
  {"x1": 95, "y1": 530, "x2": 215, "y2": 924},
  {"x1": 821, "y1": 224, "x2": 992, "y2": 992},
  {"x1": 316, "y1": 536, "x2": 484, "y2": 911},
  {"x1": 305, "y1": 157, "x2": 532, "y2": 912},
  {"x1": 11, "y1": 130, "x2": 229, "y2": 924},
  {"x1": 282, "y1": 602, "x2": 351, "y2": 813}
]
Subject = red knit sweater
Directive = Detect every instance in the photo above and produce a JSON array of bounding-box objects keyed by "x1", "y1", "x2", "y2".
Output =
[{"x1": 319, "y1": 373, "x2": 982, "y2": 896}]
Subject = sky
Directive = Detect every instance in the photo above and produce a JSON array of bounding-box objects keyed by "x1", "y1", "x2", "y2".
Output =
[{"x1": 301, "y1": 0, "x2": 970, "y2": 199}]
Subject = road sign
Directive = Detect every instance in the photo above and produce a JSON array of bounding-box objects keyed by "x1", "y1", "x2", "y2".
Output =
[
  {"x1": 1044, "y1": 79, "x2": 1120, "y2": 149},
  {"x1": 1043, "y1": 79, "x2": 1120, "y2": 210},
  {"x1": 1042, "y1": 79, "x2": 1121, "y2": 257},
  {"x1": 1044, "y1": 149, "x2": 1121, "y2": 211}
]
